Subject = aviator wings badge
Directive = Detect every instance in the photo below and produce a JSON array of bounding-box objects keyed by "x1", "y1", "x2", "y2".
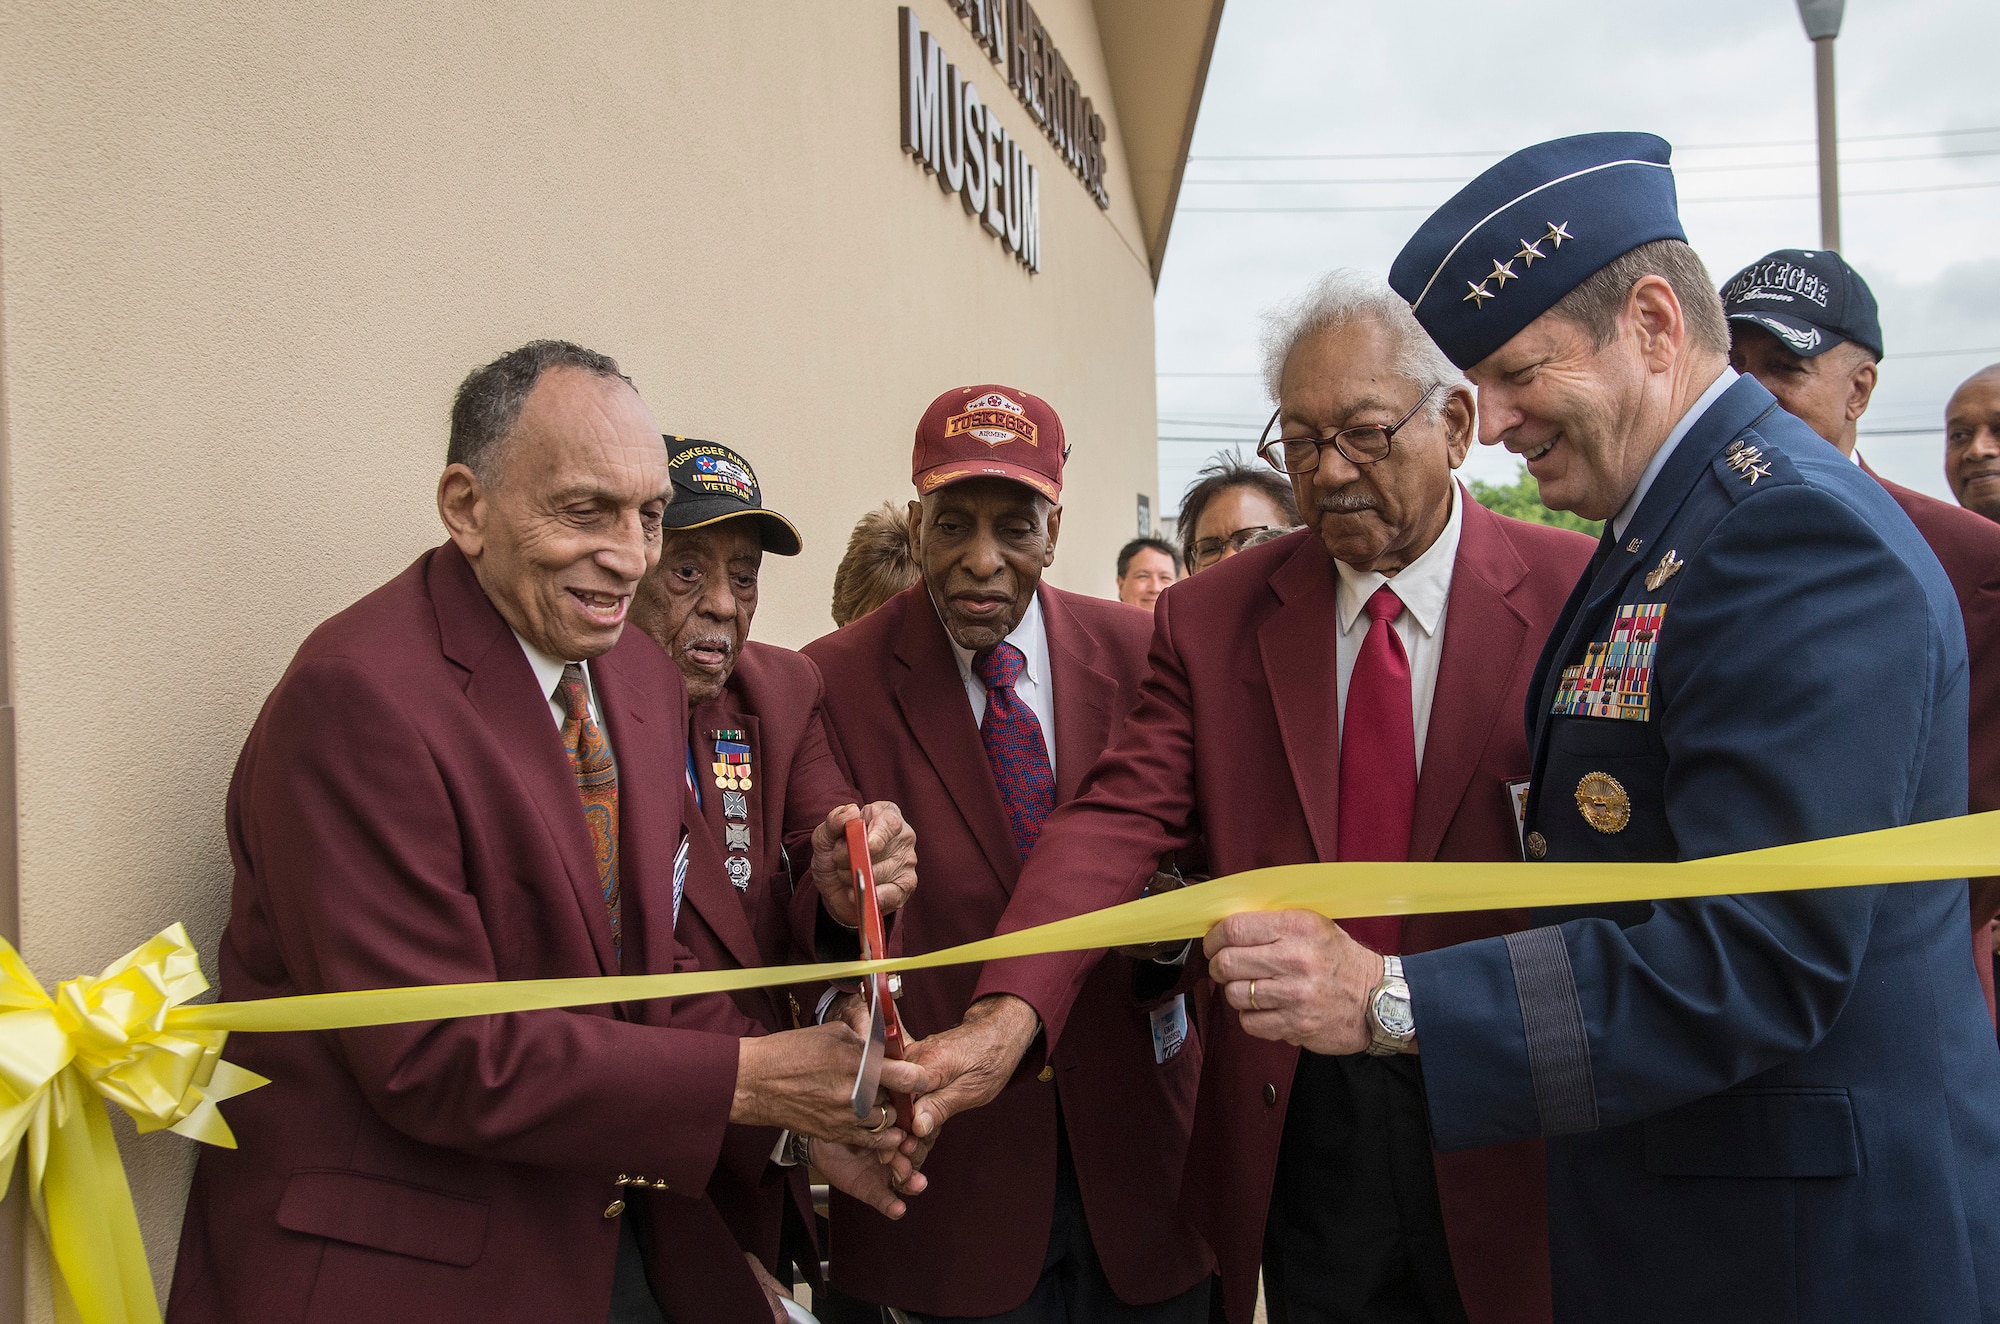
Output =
[{"x1": 1645, "y1": 549, "x2": 1683, "y2": 592}]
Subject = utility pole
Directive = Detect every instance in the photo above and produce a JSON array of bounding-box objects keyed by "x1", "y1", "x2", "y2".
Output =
[{"x1": 1796, "y1": 0, "x2": 1845, "y2": 250}]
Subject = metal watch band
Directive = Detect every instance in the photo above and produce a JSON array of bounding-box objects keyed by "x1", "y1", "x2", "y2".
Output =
[{"x1": 1365, "y1": 954, "x2": 1414, "y2": 1056}]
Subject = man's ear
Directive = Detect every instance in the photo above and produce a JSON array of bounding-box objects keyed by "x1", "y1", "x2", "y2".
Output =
[
  {"x1": 1441, "y1": 386, "x2": 1477, "y2": 469},
  {"x1": 438, "y1": 464, "x2": 488, "y2": 559},
  {"x1": 1847, "y1": 357, "x2": 1880, "y2": 424},
  {"x1": 1627, "y1": 274, "x2": 1687, "y2": 374},
  {"x1": 1043, "y1": 503, "x2": 1063, "y2": 567}
]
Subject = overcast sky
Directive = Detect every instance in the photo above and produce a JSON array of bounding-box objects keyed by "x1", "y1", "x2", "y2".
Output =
[{"x1": 1154, "y1": 0, "x2": 2000, "y2": 513}]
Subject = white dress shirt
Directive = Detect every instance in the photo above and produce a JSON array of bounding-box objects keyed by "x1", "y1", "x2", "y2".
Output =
[
  {"x1": 949, "y1": 590, "x2": 1057, "y2": 778},
  {"x1": 515, "y1": 632, "x2": 615, "y2": 763},
  {"x1": 1333, "y1": 481, "x2": 1466, "y2": 774},
  {"x1": 1611, "y1": 367, "x2": 1739, "y2": 539}
]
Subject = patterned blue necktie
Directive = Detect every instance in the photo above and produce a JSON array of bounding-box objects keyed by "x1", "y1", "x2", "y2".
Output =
[{"x1": 974, "y1": 642, "x2": 1055, "y2": 858}]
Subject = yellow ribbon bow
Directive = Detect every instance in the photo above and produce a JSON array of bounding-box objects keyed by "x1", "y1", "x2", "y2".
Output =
[{"x1": 0, "y1": 924, "x2": 266, "y2": 1324}]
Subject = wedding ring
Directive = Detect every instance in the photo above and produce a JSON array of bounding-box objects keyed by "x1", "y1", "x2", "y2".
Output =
[
  {"x1": 1248, "y1": 980, "x2": 1259, "y2": 1011},
  {"x1": 863, "y1": 1107, "x2": 893, "y2": 1133}
]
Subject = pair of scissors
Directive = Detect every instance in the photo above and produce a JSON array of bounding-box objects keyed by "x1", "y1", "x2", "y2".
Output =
[{"x1": 846, "y1": 816, "x2": 915, "y2": 1132}]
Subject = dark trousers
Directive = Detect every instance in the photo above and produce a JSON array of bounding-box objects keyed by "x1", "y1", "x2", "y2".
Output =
[
  {"x1": 609, "y1": 1211, "x2": 673, "y2": 1324},
  {"x1": 908, "y1": 1124, "x2": 1211, "y2": 1324},
  {"x1": 1263, "y1": 1052, "x2": 1468, "y2": 1324}
]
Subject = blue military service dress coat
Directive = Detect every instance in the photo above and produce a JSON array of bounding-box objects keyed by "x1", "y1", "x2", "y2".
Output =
[{"x1": 1404, "y1": 373, "x2": 2000, "y2": 1322}]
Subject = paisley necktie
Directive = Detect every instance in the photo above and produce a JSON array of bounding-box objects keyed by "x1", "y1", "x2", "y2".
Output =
[
  {"x1": 557, "y1": 663, "x2": 622, "y2": 966},
  {"x1": 974, "y1": 641, "x2": 1055, "y2": 859}
]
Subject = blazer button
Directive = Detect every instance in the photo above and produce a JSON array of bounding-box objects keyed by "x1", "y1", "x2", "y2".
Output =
[
  {"x1": 1038, "y1": 1066, "x2": 1055, "y2": 1083},
  {"x1": 603, "y1": 1198, "x2": 626, "y2": 1219},
  {"x1": 1526, "y1": 831, "x2": 1548, "y2": 860},
  {"x1": 1264, "y1": 1083, "x2": 1278, "y2": 1107}
]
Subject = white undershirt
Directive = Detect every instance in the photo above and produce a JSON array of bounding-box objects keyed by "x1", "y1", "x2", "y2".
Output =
[
  {"x1": 948, "y1": 590, "x2": 1057, "y2": 778},
  {"x1": 1611, "y1": 367, "x2": 1739, "y2": 540},
  {"x1": 514, "y1": 632, "x2": 614, "y2": 763},
  {"x1": 1333, "y1": 481, "x2": 1464, "y2": 775}
]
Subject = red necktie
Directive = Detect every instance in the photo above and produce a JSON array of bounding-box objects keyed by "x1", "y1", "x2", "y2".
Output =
[
  {"x1": 974, "y1": 642, "x2": 1056, "y2": 859},
  {"x1": 1338, "y1": 585, "x2": 1415, "y2": 954}
]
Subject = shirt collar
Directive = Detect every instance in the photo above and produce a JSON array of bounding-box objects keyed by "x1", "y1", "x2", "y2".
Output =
[
  {"x1": 1611, "y1": 367, "x2": 1738, "y2": 539},
  {"x1": 950, "y1": 589, "x2": 1049, "y2": 688},
  {"x1": 1334, "y1": 479, "x2": 1464, "y2": 637},
  {"x1": 514, "y1": 630, "x2": 573, "y2": 703}
]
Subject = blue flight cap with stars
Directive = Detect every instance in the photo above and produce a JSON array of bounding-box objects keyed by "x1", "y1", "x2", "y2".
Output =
[{"x1": 1389, "y1": 131, "x2": 1687, "y2": 370}]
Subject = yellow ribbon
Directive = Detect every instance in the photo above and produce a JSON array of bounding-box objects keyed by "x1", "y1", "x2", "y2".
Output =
[{"x1": 14, "y1": 809, "x2": 2000, "y2": 1322}]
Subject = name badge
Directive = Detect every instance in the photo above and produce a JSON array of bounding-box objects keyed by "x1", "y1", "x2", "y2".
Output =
[
  {"x1": 1506, "y1": 777, "x2": 1531, "y2": 856},
  {"x1": 1150, "y1": 994, "x2": 1188, "y2": 1064},
  {"x1": 1551, "y1": 602, "x2": 1666, "y2": 721}
]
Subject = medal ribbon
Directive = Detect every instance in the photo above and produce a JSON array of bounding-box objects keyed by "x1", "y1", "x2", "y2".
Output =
[{"x1": 14, "y1": 809, "x2": 2000, "y2": 1323}]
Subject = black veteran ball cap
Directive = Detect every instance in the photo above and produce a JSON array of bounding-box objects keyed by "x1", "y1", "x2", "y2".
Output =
[
  {"x1": 660, "y1": 437, "x2": 803, "y2": 556},
  {"x1": 1720, "y1": 248, "x2": 1882, "y2": 360},
  {"x1": 1390, "y1": 131, "x2": 1686, "y2": 370}
]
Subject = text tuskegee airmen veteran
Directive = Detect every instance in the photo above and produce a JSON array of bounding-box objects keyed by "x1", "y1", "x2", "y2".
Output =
[{"x1": 1350, "y1": 133, "x2": 2000, "y2": 1321}]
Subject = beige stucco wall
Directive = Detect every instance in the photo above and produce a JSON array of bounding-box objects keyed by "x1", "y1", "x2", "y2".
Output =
[{"x1": 0, "y1": 1, "x2": 1160, "y2": 1310}]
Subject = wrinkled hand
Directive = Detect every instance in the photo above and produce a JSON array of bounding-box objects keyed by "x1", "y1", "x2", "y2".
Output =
[
  {"x1": 744, "y1": 1252, "x2": 791, "y2": 1324},
  {"x1": 899, "y1": 995, "x2": 1041, "y2": 1166},
  {"x1": 824, "y1": 989, "x2": 869, "y2": 1038},
  {"x1": 1114, "y1": 868, "x2": 1194, "y2": 962},
  {"x1": 811, "y1": 1135, "x2": 928, "y2": 1220},
  {"x1": 1204, "y1": 911, "x2": 1387, "y2": 1056},
  {"x1": 731, "y1": 1021, "x2": 931, "y2": 1153},
  {"x1": 812, "y1": 802, "x2": 918, "y2": 928}
]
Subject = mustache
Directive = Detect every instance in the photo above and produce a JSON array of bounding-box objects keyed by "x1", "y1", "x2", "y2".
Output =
[
  {"x1": 1314, "y1": 488, "x2": 1379, "y2": 515},
  {"x1": 680, "y1": 632, "x2": 734, "y2": 654}
]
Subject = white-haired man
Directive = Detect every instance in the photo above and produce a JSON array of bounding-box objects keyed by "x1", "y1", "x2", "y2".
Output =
[{"x1": 902, "y1": 271, "x2": 1596, "y2": 1324}]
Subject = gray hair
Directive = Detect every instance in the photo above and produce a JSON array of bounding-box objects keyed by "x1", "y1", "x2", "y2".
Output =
[
  {"x1": 1548, "y1": 238, "x2": 1730, "y2": 357},
  {"x1": 1259, "y1": 268, "x2": 1467, "y2": 415},
  {"x1": 448, "y1": 339, "x2": 634, "y2": 484}
]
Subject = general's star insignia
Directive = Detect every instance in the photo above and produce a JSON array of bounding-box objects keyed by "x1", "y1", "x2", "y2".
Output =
[
  {"x1": 1516, "y1": 238, "x2": 1546, "y2": 266},
  {"x1": 1645, "y1": 549, "x2": 1683, "y2": 592},
  {"x1": 1725, "y1": 443, "x2": 1772, "y2": 484},
  {"x1": 1488, "y1": 258, "x2": 1518, "y2": 287},
  {"x1": 1463, "y1": 280, "x2": 1494, "y2": 307},
  {"x1": 1544, "y1": 220, "x2": 1573, "y2": 248}
]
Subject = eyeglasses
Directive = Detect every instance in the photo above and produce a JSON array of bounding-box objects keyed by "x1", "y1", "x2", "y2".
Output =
[
  {"x1": 1189, "y1": 525, "x2": 1275, "y2": 569},
  {"x1": 1255, "y1": 384, "x2": 1440, "y2": 475}
]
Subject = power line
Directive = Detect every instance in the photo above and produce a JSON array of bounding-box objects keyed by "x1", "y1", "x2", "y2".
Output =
[
  {"x1": 1188, "y1": 124, "x2": 2000, "y2": 163},
  {"x1": 1179, "y1": 178, "x2": 2000, "y2": 213},
  {"x1": 1858, "y1": 427, "x2": 1946, "y2": 436},
  {"x1": 1160, "y1": 350, "x2": 2000, "y2": 375},
  {"x1": 1182, "y1": 146, "x2": 2000, "y2": 187}
]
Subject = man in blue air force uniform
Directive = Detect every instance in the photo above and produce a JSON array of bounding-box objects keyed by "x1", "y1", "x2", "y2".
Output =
[{"x1": 1198, "y1": 133, "x2": 2000, "y2": 1322}]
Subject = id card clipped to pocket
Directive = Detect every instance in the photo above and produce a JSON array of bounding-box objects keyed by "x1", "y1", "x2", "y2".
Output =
[{"x1": 1150, "y1": 994, "x2": 1188, "y2": 1064}]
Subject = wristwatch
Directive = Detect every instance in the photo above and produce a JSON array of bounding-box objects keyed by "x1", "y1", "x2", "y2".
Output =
[{"x1": 1364, "y1": 954, "x2": 1417, "y2": 1056}]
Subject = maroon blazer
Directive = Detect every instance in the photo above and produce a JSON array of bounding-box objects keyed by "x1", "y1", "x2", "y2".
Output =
[
  {"x1": 802, "y1": 583, "x2": 1212, "y2": 1317},
  {"x1": 166, "y1": 543, "x2": 746, "y2": 1324},
  {"x1": 975, "y1": 501, "x2": 1598, "y2": 1324},
  {"x1": 642, "y1": 642, "x2": 861, "y2": 1312},
  {"x1": 1866, "y1": 461, "x2": 2000, "y2": 1021}
]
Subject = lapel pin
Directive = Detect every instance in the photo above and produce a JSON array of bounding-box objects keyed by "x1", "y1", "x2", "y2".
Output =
[{"x1": 1645, "y1": 550, "x2": 1683, "y2": 592}]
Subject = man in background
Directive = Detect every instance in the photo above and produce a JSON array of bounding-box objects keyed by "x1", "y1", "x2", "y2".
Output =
[
  {"x1": 629, "y1": 438, "x2": 924, "y2": 1318},
  {"x1": 1177, "y1": 456, "x2": 1300, "y2": 572},
  {"x1": 1115, "y1": 536, "x2": 1181, "y2": 610},
  {"x1": 831, "y1": 503, "x2": 922, "y2": 627},
  {"x1": 1725, "y1": 249, "x2": 2000, "y2": 1021},
  {"x1": 1947, "y1": 363, "x2": 2000, "y2": 523},
  {"x1": 805, "y1": 385, "x2": 1211, "y2": 1323}
]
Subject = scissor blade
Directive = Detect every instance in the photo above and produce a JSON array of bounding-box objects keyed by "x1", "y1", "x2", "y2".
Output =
[{"x1": 850, "y1": 980, "x2": 889, "y2": 1119}]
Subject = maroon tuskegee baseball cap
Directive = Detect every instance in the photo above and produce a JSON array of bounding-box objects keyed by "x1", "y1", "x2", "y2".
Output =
[{"x1": 911, "y1": 384, "x2": 1068, "y2": 504}]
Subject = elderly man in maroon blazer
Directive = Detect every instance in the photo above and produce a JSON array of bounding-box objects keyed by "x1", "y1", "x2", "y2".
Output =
[
  {"x1": 901, "y1": 276, "x2": 1598, "y2": 1324},
  {"x1": 166, "y1": 342, "x2": 924, "y2": 1324},
  {"x1": 802, "y1": 385, "x2": 1213, "y2": 1322},
  {"x1": 1724, "y1": 250, "x2": 2000, "y2": 1021},
  {"x1": 627, "y1": 437, "x2": 924, "y2": 1318}
]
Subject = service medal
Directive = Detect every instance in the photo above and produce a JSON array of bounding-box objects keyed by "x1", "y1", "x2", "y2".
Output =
[
  {"x1": 1575, "y1": 771, "x2": 1631, "y2": 834},
  {"x1": 726, "y1": 856, "x2": 753, "y2": 890}
]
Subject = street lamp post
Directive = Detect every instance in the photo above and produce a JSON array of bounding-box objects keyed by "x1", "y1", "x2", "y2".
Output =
[{"x1": 1796, "y1": 0, "x2": 1845, "y2": 251}]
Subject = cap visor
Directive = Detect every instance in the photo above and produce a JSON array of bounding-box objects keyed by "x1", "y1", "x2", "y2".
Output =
[
  {"x1": 1727, "y1": 310, "x2": 1841, "y2": 358},
  {"x1": 914, "y1": 459, "x2": 1061, "y2": 504},
  {"x1": 662, "y1": 504, "x2": 803, "y2": 556}
]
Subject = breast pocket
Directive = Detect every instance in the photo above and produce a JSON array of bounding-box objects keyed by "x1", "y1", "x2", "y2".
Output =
[{"x1": 1541, "y1": 716, "x2": 1671, "y2": 861}]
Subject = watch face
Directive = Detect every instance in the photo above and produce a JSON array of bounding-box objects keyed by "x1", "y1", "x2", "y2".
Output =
[{"x1": 1373, "y1": 987, "x2": 1416, "y2": 1039}]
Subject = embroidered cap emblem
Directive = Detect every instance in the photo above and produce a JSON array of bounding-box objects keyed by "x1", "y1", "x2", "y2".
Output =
[{"x1": 1575, "y1": 771, "x2": 1631, "y2": 835}]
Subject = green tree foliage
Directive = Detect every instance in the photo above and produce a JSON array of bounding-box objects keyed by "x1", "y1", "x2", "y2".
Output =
[{"x1": 1467, "y1": 465, "x2": 1602, "y2": 536}]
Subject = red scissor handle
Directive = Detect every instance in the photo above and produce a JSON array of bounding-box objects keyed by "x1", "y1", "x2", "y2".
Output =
[{"x1": 848, "y1": 816, "x2": 914, "y2": 1131}]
